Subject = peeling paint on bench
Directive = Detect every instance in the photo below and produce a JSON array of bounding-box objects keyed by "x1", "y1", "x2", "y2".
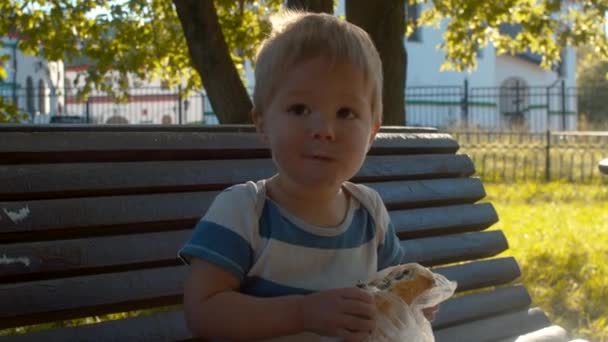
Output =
[
  {"x1": 2, "y1": 205, "x2": 30, "y2": 224},
  {"x1": 0, "y1": 254, "x2": 31, "y2": 267}
]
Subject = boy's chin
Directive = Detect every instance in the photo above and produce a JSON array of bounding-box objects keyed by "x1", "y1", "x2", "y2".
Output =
[{"x1": 284, "y1": 175, "x2": 346, "y2": 190}]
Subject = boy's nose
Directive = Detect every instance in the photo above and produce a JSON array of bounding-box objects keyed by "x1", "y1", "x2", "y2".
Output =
[{"x1": 310, "y1": 114, "x2": 335, "y2": 141}]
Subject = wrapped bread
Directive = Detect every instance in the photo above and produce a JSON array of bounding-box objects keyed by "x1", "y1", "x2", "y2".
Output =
[
  {"x1": 360, "y1": 263, "x2": 457, "y2": 342},
  {"x1": 370, "y1": 263, "x2": 435, "y2": 306}
]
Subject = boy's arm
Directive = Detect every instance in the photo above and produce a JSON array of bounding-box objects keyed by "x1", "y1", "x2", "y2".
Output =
[
  {"x1": 184, "y1": 258, "x2": 376, "y2": 341},
  {"x1": 183, "y1": 258, "x2": 303, "y2": 340}
]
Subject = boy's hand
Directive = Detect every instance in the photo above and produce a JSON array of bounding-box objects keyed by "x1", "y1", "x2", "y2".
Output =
[{"x1": 298, "y1": 287, "x2": 376, "y2": 342}]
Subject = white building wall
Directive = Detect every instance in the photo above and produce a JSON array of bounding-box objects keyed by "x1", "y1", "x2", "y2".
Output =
[
  {"x1": 0, "y1": 36, "x2": 65, "y2": 122},
  {"x1": 64, "y1": 67, "x2": 212, "y2": 124},
  {"x1": 405, "y1": 12, "x2": 498, "y2": 129}
]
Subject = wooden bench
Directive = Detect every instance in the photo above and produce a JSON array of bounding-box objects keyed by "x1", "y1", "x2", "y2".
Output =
[{"x1": 0, "y1": 125, "x2": 575, "y2": 342}]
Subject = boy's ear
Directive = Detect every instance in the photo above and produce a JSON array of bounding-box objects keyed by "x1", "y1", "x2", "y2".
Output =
[
  {"x1": 373, "y1": 123, "x2": 381, "y2": 136},
  {"x1": 251, "y1": 108, "x2": 268, "y2": 142},
  {"x1": 368, "y1": 123, "x2": 381, "y2": 148}
]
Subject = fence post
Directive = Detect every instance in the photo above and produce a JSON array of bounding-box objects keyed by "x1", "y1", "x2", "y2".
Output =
[
  {"x1": 178, "y1": 85, "x2": 183, "y2": 125},
  {"x1": 462, "y1": 79, "x2": 469, "y2": 128},
  {"x1": 545, "y1": 130, "x2": 551, "y2": 182},
  {"x1": 85, "y1": 98, "x2": 91, "y2": 124},
  {"x1": 545, "y1": 86, "x2": 550, "y2": 131},
  {"x1": 201, "y1": 92, "x2": 206, "y2": 125},
  {"x1": 561, "y1": 80, "x2": 566, "y2": 130}
]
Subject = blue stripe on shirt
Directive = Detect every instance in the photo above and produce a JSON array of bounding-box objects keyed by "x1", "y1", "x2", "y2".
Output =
[
  {"x1": 258, "y1": 201, "x2": 375, "y2": 249},
  {"x1": 241, "y1": 276, "x2": 314, "y2": 297},
  {"x1": 377, "y1": 221, "x2": 404, "y2": 270},
  {"x1": 178, "y1": 220, "x2": 253, "y2": 280}
]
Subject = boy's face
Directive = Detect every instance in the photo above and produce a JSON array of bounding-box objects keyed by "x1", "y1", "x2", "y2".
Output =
[{"x1": 254, "y1": 57, "x2": 379, "y2": 191}]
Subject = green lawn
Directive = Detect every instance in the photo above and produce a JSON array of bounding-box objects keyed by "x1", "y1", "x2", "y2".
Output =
[{"x1": 484, "y1": 182, "x2": 608, "y2": 342}]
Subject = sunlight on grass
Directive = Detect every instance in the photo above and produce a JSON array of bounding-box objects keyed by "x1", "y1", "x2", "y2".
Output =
[{"x1": 484, "y1": 182, "x2": 608, "y2": 342}]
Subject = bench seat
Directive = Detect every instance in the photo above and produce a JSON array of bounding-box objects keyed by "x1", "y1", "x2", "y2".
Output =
[{"x1": 0, "y1": 125, "x2": 576, "y2": 341}]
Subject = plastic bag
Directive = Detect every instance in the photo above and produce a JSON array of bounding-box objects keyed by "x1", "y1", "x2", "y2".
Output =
[{"x1": 362, "y1": 263, "x2": 457, "y2": 342}]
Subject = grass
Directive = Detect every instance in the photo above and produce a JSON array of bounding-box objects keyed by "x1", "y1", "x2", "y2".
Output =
[{"x1": 484, "y1": 181, "x2": 608, "y2": 341}]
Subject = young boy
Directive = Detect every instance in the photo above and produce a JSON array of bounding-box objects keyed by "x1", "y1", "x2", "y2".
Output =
[{"x1": 179, "y1": 11, "x2": 435, "y2": 342}]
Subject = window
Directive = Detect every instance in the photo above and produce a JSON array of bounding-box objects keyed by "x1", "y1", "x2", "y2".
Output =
[
  {"x1": 133, "y1": 77, "x2": 144, "y2": 88},
  {"x1": 407, "y1": 3, "x2": 422, "y2": 42},
  {"x1": 161, "y1": 80, "x2": 170, "y2": 90},
  {"x1": 104, "y1": 75, "x2": 113, "y2": 87},
  {"x1": 499, "y1": 77, "x2": 529, "y2": 127},
  {"x1": 38, "y1": 79, "x2": 48, "y2": 114},
  {"x1": 556, "y1": 50, "x2": 567, "y2": 78},
  {"x1": 26, "y1": 76, "x2": 35, "y2": 114}
]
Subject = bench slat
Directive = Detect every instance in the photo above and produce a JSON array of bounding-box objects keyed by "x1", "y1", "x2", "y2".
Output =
[
  {"x1": 2, "y1": 203, "x2": 497, "y2": 250},
  {"x1": 494, "y1": 325, "x2": 570, "y2": 342},
  {"x1": 0, "y1": 132, "x2": 458, "y2": 164},
  {"x1": 0, "y1": 256, "x2": 518, "y2": 329},
  {"x1": 367, "y1": 178, "x2": 486, "y2": 210},
  {"x1": 393, "y1": 203, "x2": 497, "y2": 239},
  {"x1": 0, "y1": 310, "x2": 192, "y2": 342},
  {"x1": 432, "y1": 285, "x2": 531, "y2": 329},
  {"x1": 435, "y1": 257, "x2": 521, "y2": 292},
  {"x1": 435, "y1": 308, "x2": 552, "y2": 342},
  {"x1": 0, "y1": 178, "x2": 485, "y2": 242},
  {"x1": 0, "y1": 266, "x2": 187, "y2": 329},
  {"x1": 0, "y1": 154, "x2": 474, "y2": 200},
  {"x1": 0, "y1": 228, "x2": 509, "y2": 284},
  {"x1": 0, "y1": 285, "x2": 530, "y2": 341},
  {"x1": 0, "y1": 124, "x2": 437, "y2": 133},
  {"x1": 0, "y1": 230, "x2": 189, "y2": 283},
  {"x1": 401, "y1": 230, "x2": 508, "y2": 266}
]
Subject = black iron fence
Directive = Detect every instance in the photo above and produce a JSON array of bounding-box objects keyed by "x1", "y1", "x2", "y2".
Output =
[
  {"x1": 2, "y1": 81, "x2": 608, "y2": 130},
  {"x1": 0, "y1": 85, "x2": 217, "y2": 125},
  {"x1": 405, "y1": 80, "x2": 594, "y2": 132},
  {"x1": 450, "y1": 130, "x2": 608, "y2": 183},
  {"x1": 2, "y1": 83, "x2": 608, "y2": 183}
]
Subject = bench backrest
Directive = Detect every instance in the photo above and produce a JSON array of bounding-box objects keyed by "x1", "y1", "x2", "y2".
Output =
[{"x1": 0, "y1": 125, "x2": 551, "y2": 341}]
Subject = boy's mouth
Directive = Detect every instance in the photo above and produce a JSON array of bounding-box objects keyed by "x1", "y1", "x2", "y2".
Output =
[{"x1": 304, "y1": 154, "x2": 335, "y2": 162}]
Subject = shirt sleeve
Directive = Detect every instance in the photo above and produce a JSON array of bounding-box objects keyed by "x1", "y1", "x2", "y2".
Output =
[
  {"x1": 343, "y1": 182, "x2": 405, "y2": 271},
  {"x1": 377, "y1": 219, "x2": 404, "y2": 271},
  {"x1": 367, "y1": 185, "x2": 404, "y2": 270},
  {"x1": 178, "y1": 183, "x2": 260, "y2": 281}
]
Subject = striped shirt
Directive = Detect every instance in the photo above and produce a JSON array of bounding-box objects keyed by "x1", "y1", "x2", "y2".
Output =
[{"x1": 178, "y1": 179, "x2": 404, "y2": 341}]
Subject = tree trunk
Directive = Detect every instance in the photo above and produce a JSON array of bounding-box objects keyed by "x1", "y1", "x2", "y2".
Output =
[
  {"x1": 346, "y1": 0, "x2": 406, "y2": 126},
  {"x1": 173, "y1": 0, "x2": 252, "y2": 124},
  {"x1": 286, "y1": 0, "x2": 333, "y2": 13}
]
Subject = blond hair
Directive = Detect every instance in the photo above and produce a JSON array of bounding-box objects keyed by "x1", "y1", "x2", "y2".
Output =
[{"x1": 253, "y1": 11, "x2": 383, "y2": 124}]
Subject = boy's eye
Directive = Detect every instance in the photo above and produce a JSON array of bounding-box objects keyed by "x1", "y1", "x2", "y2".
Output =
[
  {"x1": 287, "y1": 104, "x2": 311, "y2": 116},
  {"x1": 337, "y1": 107, "x2": 356, "y2": 119}
]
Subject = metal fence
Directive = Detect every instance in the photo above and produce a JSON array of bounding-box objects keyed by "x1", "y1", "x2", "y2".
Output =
[
  {"x1": 405, "y1": 80, "x2": 588, "y2": 132},
  {"x1": 450, "y1": 130, "x2": 608, "y2": 183},
  {"x1": 3, "y1": 81, "x2": 608, "y2": 130},
  {"x1": 0, "y1": 86, "x2": 218, "y2": 125}
]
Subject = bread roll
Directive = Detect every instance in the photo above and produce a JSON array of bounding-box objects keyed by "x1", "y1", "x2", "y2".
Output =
[{"x1": 363, "y1": 263, "x2": 435, "y2": 314}]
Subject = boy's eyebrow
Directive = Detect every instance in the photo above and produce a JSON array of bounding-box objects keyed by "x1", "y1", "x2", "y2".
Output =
[
  {"x1": 283, "y1": 88, "x2": 370, "y2": 107},
  {"x1": 282, "y1": 93, "x2": 370, "y2": 112}
]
